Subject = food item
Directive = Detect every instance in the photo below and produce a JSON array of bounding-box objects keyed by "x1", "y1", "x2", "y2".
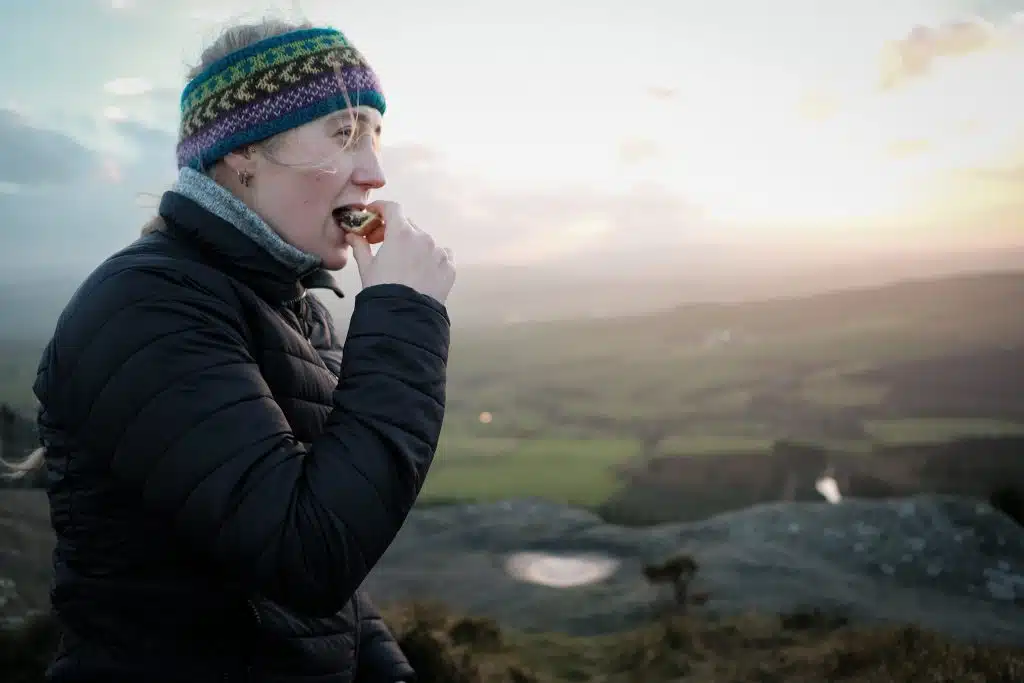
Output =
[{"x1": 333, "y1": 206, "x2": 381, "y2": 235}]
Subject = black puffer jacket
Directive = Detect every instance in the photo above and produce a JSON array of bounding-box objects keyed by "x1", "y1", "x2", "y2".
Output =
[{"x1": 33, "y1": 190, "x2": 449, "y2": 682}]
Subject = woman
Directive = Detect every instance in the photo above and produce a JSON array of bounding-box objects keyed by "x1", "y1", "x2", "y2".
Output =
[{"x1": 17, "y1": 17, "x2": 454, "y2": 683}]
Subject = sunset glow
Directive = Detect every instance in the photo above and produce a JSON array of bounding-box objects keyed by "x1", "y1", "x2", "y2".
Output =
[{"x1": 1, "y1": 0, "x2": 1022, "y2": 268}]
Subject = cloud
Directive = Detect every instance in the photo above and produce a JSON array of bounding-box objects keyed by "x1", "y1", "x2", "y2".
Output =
[
  {"x1": 616, "y1": 138, "x2": 661, "y2": 166},
  {"x1": 971, "y1": 165, "x2": 1024, "y2": 183},
  {"x1": 103, "y1": 77, "x2": 154, "y2": 97},
  {"x1": 0, "y1": 110, "x2": 100, "y2": 185},
  {"x1": 0, "y1": 115, "x2": 181, "y2": 273},
  {"x1": 646, "y1": 86, "x2": 679, "y2": 101},
  {"x1": 812, "y1": 12, "x2": 1024, "y2": 217},
  {"x1": 879, "y1": 17, "x2": 1004, "y2": 90},
  {"x1": 796, "y1": 88, "x2": 840, "y2": 122},
  {"x1": 111, "y1": 119, "x2": 177, "y2": 160},
  {"x1": 473, "y1": 184, "x2": 705, "y2": 268},
  {"x1": 885, "y1": 138, "x2": 932, "y2": 158},
  {"x1": 103, "y1": 87, "x2": 183, "y2": 134},
  {"x1": 376, "y1": 144, "x2": 704, "y2": 267},
  {"x1": 0, "y1": 106, "x2": 703, "y2": 278},
  {"x1": 104, "y1": 106, "x2": 128, "y2": 122}
]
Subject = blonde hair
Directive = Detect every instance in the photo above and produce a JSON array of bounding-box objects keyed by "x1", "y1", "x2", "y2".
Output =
[
  {"x1": 1, "y1": 446, "x2": 45, "y2": 480},
  {"x1": 140, "y1": 215, "x2": 165, "y2": 236},
  {"x1": 139, "y1": 16, "x2": 336, "y2": 231},
  {"x1": 189, "y1": 16, "x2": 369, "y2": 177},
  {"x1": 6, "y1": 19, "x2": 326, "y2": 478},
  {"x1": 188, "y1": 17, "x2": 315, "y2": 81},
  {"x1": 193, "y1": 17, "x2": 317, "y2": 176}
]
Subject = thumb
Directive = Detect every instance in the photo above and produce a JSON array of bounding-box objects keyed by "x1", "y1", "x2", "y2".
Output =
[{"x1": 344, "y1": 232, "x2": 373, "y2": 281}]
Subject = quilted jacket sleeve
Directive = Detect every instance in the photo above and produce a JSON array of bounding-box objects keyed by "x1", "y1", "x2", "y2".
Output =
[
  {"x1": 34, "y1": 264, "x2": 449, "y2": 618},
  {"x1": 354, "y1": 592, "x2": 415, "y2": 683}
]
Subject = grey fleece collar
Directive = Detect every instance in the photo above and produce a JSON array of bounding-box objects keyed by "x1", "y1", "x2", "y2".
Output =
[{"x1": 172, "y1": 167, "x2": 321, "y2": 274}]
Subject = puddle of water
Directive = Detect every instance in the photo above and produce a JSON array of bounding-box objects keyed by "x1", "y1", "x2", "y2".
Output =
[
  {"x1": 816, "y1": 475, "x2": 842, "y2": 504},
  {"x1": 505, "y1": 551, "x2": 621, "y2": 588}
]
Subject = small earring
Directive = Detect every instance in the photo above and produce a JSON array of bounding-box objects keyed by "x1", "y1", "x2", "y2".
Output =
[{"x1": 238, "y1": 169, "x2": 253, "y2": 187}]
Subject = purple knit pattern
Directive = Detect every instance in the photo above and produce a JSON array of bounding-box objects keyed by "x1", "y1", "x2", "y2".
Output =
[{"x1": 176, "y1": 67, "x2": 381, "y2": 169}]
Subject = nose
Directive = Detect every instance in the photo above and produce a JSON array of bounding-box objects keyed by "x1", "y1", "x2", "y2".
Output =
[{"x1": 351, "y1": 148, "x2": 386, "y2": 191}]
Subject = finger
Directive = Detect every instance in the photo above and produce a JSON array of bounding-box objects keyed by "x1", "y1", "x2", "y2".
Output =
[
  {"x1": 407, "y1": 217, "x2": 426, "y2": 236},
  {"x1": 364, "y1": 221, "x2": 386, "y2": 245},
  {"x1": 366, "y1": 200, "x2": 409, "y2": 238},
  {"x1": 344, "y1": 232, "x2": 373, "y2": 277}
]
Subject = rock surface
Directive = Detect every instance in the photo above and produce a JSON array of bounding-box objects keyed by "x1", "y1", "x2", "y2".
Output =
[
  {"x1": 3, "y1": 491, "x2": 1023, "y2": 646},
  {"x1": 363, "y1": 495, "x2": 1024, "y2": 645}
]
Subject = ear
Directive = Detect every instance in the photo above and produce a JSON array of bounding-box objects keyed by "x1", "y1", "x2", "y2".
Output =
[{"x1": 221, "y1": 145, "x2": 255, "y2": 175}]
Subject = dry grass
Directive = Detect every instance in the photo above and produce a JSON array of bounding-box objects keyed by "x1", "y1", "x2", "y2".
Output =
[
  {"x1": 3, "y1": 602, "x2": 1022, "y2": 683},
  {"x1": 378, "y1": 602, "x2": 1024, "y2": 683}
]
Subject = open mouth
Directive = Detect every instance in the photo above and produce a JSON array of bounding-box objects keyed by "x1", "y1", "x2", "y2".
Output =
[{"x1": 332, "y1": 205, "x2": 379, "y2": 235}]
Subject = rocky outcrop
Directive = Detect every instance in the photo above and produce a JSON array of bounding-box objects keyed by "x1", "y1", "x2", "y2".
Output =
[
  {"x1": 361, "y1": 494, "x2": 1024, "y2": 645},
  {"x1": 4, "y1": 491, "x2": 1023, "y2": 648}
]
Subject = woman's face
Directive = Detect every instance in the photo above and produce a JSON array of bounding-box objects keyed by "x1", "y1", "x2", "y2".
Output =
[{"x1": 233, "y1": 105, "x2": 386, "y2": 270}]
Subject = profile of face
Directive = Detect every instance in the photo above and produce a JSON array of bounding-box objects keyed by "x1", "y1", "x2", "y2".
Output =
[{"x1": 221, "y1": 105, "x2": 386, "y2": 270}]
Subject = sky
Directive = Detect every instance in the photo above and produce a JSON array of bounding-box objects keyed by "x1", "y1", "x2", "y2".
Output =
[{"x1": 1, "y1": 0, "x2": 1023, "y2": 279}]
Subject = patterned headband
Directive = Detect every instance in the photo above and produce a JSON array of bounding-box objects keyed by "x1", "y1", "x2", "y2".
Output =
[{"x1": 176, "y1": 27, "x2": 386, "y2": 170}]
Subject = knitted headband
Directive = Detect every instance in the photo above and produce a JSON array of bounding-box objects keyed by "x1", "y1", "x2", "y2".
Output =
[{"x1": 176, "y1": 27, "x2": 386, "y2": 170}]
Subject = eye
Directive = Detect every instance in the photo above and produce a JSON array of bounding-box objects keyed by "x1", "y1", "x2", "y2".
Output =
[{"x1": 335, "y1": 127, "x2": 355, "y2": 141}]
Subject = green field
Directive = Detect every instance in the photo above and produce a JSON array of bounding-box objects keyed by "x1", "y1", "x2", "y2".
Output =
[
  {"x1": 5, "y1": 272, "x2": 1024, "y2": 510},
  {"x1": 863, "y1": 418, "x2": 1024, "y2": 445},
  {"x1": 412, "y1": 273, "x2": 1024, "y2": 506},
  {"x1": 418, "y1": 418, "x2": 1024, "y2": 507},
  {"x1": 423, "y1": 437, "x2": 641, "y2": 507}
]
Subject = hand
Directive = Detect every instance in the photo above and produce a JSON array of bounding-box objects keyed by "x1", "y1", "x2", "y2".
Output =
[{"x1": 344, "y1": 201, "x2": 456, "y2": 305}]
